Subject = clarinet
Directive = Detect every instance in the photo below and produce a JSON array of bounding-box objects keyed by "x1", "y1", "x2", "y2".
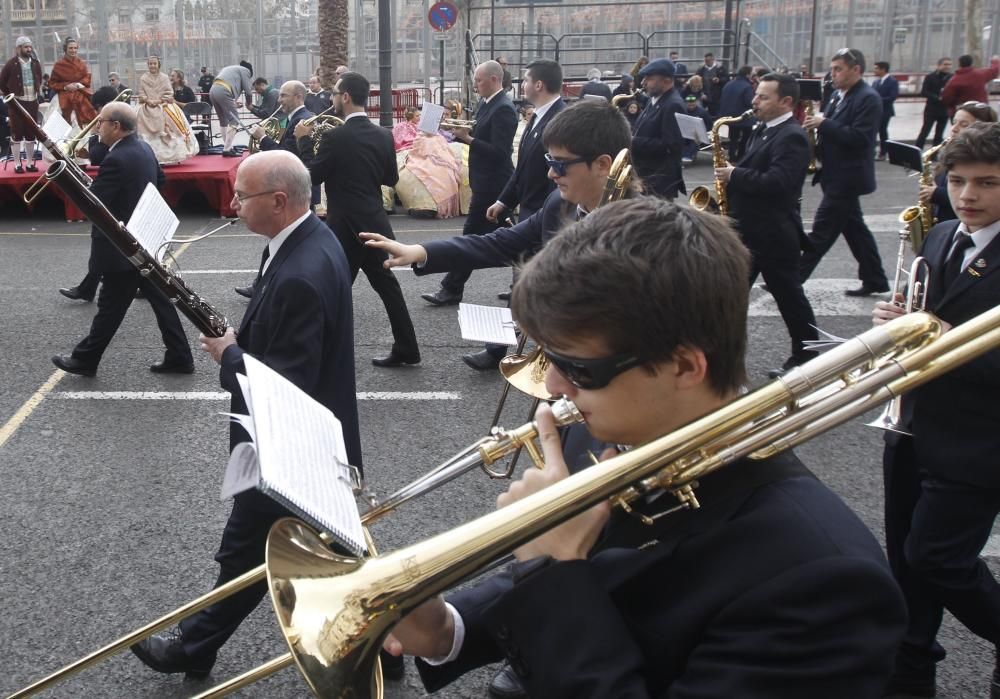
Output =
[
  {"x1": 3, "y1": 93, "x2": 93, "y2": 188},
  {"x1": 42, "y1": 160, "x2": 230, "y2": 337}
]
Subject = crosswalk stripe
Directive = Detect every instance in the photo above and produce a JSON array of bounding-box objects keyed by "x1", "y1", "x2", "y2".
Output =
[{"x1": 52, "y1": 391, "x2": 461, "y2": 401}]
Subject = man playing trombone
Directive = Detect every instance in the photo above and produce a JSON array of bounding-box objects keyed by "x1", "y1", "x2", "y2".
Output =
[{"x1": 384, "y1": 196, "x2": 906, "y2": 697}]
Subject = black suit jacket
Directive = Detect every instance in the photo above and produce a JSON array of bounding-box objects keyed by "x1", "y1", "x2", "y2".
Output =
[
  {"x1": 300, "y1": 114, "x2": 398, "y2": 238},
  {"x1": 88, "y1": 133, "x2": 166, "y2": 275},
  {"x1": 497, "y1": 98, "x2": 565, "y2": 217},
  {"x1": 415, "y1": 189, "x2": 575, "y2": 276},
  {"x1": 814, "y1": 80, "x2": 881, "y2": 198},
  {"x1": 897, "y1": 220, "x2": 1000, "y2": 487},
  {"x1": 727, "y1": 117, "x2": 811, "y2": 259},
  {"x1": 219, "y1": 213, "x2": 362, "y2": 469},
  {"x1": 631, "y1": 88, "x2": 686, "y2": 198},
  {"x1": 417, "y1": 451, "x2": 905, "y2": 697},
  {"x1": 468, "y1": 92, "x2": 518, "y2": 194},
  {"x1": 259, "y1": 105, "x2": 314, "y2": 157}
]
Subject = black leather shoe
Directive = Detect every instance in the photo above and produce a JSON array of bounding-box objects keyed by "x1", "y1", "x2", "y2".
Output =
[
  {"x1": 421, "y1": 288, "x2": 462, "y2": 306},
  {"x1": 25, "y1": 163, "x2": 38, "y2": 172},
  {"x1": 489, "y1": 663, "x2": 527, "y2": 699},
  {"x1": 59, "y1": 286, "x2": 94, "y2": 302},
  {"x1": 379, "y1": 648, "x2": 405, "y2": 681},
  {"x1": 845, "y1": 283, "x2": 891, "y2": 297},
  {"x1": 497, "y1": 291, "x2": 511, "y2": 301},
  {"x1": 51, "y1": 354, "x2": 97, "y2": 377},
  {"x1": 463, "y1": 350, "x2": 502, "y2": 371},
  {"x1": 221, "y1": 149, "x2": 241, "y2": 157},
  {"x1": 150, "y1": 359, "x2": 195, "y2": 374},
  {"x1": 372, "y1": 351, "x2": 421, "y2": 367},
  {"x1": 234, "y1": 285, "x2": 254, "y2": 299},
  {"x1": 14, "y1": 163, "x2": 23, "y2": 174},
  {"x1": 767, "y1": 352, "x2": 818, "y2": 379},
  {"x1": 131, "y1": 628, "x2": 216, "y2": 679}
]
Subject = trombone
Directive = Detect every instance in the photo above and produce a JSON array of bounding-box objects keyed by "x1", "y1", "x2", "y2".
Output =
[
  {"x1": 7, "y1": 399, "x2": 583, "y2": 699},
  {"x1": 258, "y1": 304, "x2": 1000, "y2": 698},
  {"x1": 63, "y1": 88, "x2": 133, "y2": 158}
]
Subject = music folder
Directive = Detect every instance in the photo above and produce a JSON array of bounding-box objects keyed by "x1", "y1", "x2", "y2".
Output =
[
  {"x1": 220, "y1": 354, "x2": 367, "y2": 555},
  {"x1": 675, "y1": 113, "x2": 710, "y2": 144},
  {"x1": 885, "y1": 141, "x2": 924, "y2": 172}
]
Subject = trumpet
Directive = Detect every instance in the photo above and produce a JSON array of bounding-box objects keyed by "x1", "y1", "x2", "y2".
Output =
[
  {"x1": 440, "y1": 117, "x2": 476, "y2": 131},
  {"x1": 7, "y1": 399, "x2": 584, "y2": 699},
  {"x1": 802, "y1": 99, "x2": 818, "y2": 173},
  {"x1": 254, "y1": 303, "x2": 1000, "y2": 698}
]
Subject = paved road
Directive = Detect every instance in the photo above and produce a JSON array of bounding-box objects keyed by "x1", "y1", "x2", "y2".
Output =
[{"x1": 1, "y1": 154, "x2": 995, "y2": 698}]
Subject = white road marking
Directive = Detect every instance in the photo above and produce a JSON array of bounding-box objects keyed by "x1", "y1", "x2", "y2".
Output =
[
  {"x1": 52, "y1": 391, "x2": 461, "y2": 401},
  {"x1": 180, "y1": 269, "x2": 257, "y2": 274},
  {"x1": 750, "y1": 278, "x2": 892, "y2": 317}
]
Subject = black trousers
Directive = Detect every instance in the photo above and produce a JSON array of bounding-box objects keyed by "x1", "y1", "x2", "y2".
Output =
[
  {"x1": 179, "y1": 490, "x2": 294, "y2": 658},
  {"x1": 878, "y1": 112, "x2": 893, "y2": 155},
  {"x1": 441, "y1": 188, "x2": 502, "y2": 295},
  {"x1": 749, "y1": 252, "x2": 818, "y2": 358},
  {"x1": 883, "y1": 437, "x2": 1000, "y2": 679},
  {"x1": 77, "y1": 271, "x2": 101, "y2": 299},
  {"x1": 335, "y1": 226, "x2": 420, "y2": 358},
  {"x1": 71, "y1": 271, "x2": 192, "y2": 366},
  {"x1": 799, "y1": 193, "x2": 888, "y2": 288},
  {"x1": 915, "y1": 110, "x2": 949, "y2": 149}
]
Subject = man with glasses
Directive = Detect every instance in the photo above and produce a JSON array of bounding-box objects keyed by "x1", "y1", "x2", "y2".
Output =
[
  {"x1": 131, "y1": 150, "x2": 363, "y2": 679},
  {"x1": 379, "y1": 196, "x2": 906, "y2": 697},
  {"x1": 50, "y1": 102, "x2": 193, "y2": 378},
  {"x1": 295, "y1": 71, "x2": 421, "y2": 368},
  {"x1": 800, "y1": 47, "x2": 890, "y2": 297},
  {"x1": 420, "y1": 60, "x2": 518, "y2": 308}
]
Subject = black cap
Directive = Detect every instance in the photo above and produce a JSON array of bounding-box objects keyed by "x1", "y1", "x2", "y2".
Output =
[
  {"x1": 239, "y1": 60, "x2": 253, "y2": 75},
  {"x1": 638, "y1": 58, "x2": 676, "y2": 79}
]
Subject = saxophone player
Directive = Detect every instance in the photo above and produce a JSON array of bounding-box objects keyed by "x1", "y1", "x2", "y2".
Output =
[{"x1": 714, "y1": 73, "x2": 819, "y2": 377}]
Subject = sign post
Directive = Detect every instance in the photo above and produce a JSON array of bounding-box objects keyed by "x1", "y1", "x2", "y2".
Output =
[{"x1": 428, "y1": 1, "x2": 458, "y2": 106}]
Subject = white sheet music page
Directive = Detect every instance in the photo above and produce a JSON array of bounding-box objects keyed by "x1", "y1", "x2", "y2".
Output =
[
  {"x1": 675, "y1": 113, "x2": 710, "y2": 145},
  {"x1": 241, "y1": 355, "x2": 366, "y2": 555},
  {"x1": 126, "y1": 183, "x2": 179, "y2": 262},
  {"x1": 457, "y1": 303, "x2": 517, "y2": 345},
  {"x1": 418, "y1": 101, "x2": 446, "y2": 134},
  {"x1": 41, "y1": 110, "x2": 73, "y2": 154}
]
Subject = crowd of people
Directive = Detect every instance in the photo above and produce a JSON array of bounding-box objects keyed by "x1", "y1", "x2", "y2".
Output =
[{"x1": 5, "y1": 33, "x2": 1000, "y2": 699}]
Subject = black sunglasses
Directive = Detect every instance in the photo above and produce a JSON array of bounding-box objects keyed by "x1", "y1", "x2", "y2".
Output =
[
  {"x1": 543, "y1": 348, "x2": 642, "y2": 389},
  {"x1": 544, "y1": 152, "x2": 591, "y2": 177}
]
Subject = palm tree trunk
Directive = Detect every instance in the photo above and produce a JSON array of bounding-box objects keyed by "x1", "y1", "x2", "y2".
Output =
[{"x1": 317, "y1": 0, "x2": 348, "y2": 85}]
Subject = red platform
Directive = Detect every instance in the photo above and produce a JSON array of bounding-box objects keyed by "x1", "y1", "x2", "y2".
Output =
[{"x1": 0, "y1": 154, "x2": 241, "y2": 221}]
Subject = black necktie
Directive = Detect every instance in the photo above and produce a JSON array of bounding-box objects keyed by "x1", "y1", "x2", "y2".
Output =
[
  {"x1": 826, "y1": 93, "x2": 842, "y2": 116},
  {"x1": 943, "y1": 232, "x2": 975, "y2": 288},
  {"x1": 256, "y1": 245, "x2": 271, "y2": 283},
  {"x1": 746, "y1": 122, "x2": 767, "y2": 153}
]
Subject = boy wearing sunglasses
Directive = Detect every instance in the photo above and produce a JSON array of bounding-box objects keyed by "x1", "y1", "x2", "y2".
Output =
[
  {"x1": 382, "y1": 197, "x2": 906, "y2": 698},
  {"x1": 360, "y1": 100, "x2": 633, "y2": 370}
]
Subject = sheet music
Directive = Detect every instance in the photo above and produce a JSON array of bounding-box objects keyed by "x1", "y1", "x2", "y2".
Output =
[
  {"x1": 675, "y1": 113, "x2": 710, "y2": 144},
  {"x1": 126, "y1": 183, "x2": 179, "y2": 262},
  {"x1": 242, "y1": 355, "x2": 365, "y2": 554},
  {"x1": 418, "y1": 101, "x2": 446, "y2": 134},
  {"x1": 458, "y1": 303, "x2": 518, "y2": 345},
  {"x1": 41, "y1": 110, "x2": 73, "y2": 154}
]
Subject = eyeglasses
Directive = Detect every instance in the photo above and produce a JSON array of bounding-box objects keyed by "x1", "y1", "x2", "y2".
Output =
[
  {"x1": 833, "y1": 48, "x2": 860, "y2": 64},
  {"x1": 543, "y1": 348, "x2": 643, "y2": 390},
  {"x1": 95, "y1": 118, "x2": 119, "y2": 127},
  {"x1": 232, "y1": 190, "x2": 278, "y2": 204},
  {"x1": 544, "y1": 153, "x2": 591, "y2": 177}
]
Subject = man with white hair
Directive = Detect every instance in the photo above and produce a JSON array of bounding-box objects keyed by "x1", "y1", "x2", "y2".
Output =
[
  {"x1": 0, "y1": 36, "x2": 43, "y2": 172},
  {"x1": 579, "y1": 67, "x2": 612, "y2": 101},
  {"x1": 421, "y1": 59, "x2": 517, "y2": 315},
  {"x1": 131, "y1": 150, "x2": 362, "y2": 679}
]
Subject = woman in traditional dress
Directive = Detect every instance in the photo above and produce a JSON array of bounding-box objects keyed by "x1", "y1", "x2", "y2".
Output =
[
  {"x1": 135, "y1": 55, "x2": 198, "y2": 163},
  {"x1": 49, "y1": 38, "x2": 96, "y2": 126}
]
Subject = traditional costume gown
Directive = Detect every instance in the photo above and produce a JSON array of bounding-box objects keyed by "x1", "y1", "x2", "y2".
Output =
[{"x1": 136, "y1": 70, "x2": 199, "y2": 164}]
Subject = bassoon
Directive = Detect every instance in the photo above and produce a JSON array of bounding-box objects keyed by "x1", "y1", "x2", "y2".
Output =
[{"x1": 39, "y1": 159, "x2": 229, "y2": 337}]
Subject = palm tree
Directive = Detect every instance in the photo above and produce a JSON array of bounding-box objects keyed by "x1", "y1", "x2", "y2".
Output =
[{"x1": 317, "y1": 0, "x2": 348, "y2": 85}]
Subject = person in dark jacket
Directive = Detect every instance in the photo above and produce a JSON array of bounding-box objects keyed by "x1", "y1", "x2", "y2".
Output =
[
  {"x1": 696, "y1": 52, "x2": 728, "y2": 114},
  {"x1": 915, "y1": 57, "x2": 953, "y2": 149},
  {"x1": 873, "y1": 61, "x2": 899, "y2": 159},
  {"x1": 197, "y1": 66, "x2": 214, "y2": 98},
  {"x1": 632, "y1": 58, "x2": 686, "y2": 199},
  {"x1": 579, "y1": 68, "x2": 612, "y2": 101},
  {"x1": 381, "y1": 196, "x2": 907, "y2": 699},
  {"x1": 718, "y1": 65, "x2": 755, "y2": 160},
  {"x1": 874, "y1": 122, "x2": 1000, "y2": 698}
]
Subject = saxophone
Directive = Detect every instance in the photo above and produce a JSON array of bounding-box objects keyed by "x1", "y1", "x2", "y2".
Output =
[
  {"x1": 688, "y1": 109, "x2": 754, "y2": 216},
  {"x1": 899, "y1": 139, "x2": 949, "y2": 254}
]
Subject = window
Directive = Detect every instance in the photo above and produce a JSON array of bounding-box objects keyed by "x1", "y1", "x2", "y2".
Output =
[
  {"x1": 118, "y1": 9, "x2": 131, "y2": 22},
  {"x1": 145, "y1": 6, "x2": 159, "y2": 21}
]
